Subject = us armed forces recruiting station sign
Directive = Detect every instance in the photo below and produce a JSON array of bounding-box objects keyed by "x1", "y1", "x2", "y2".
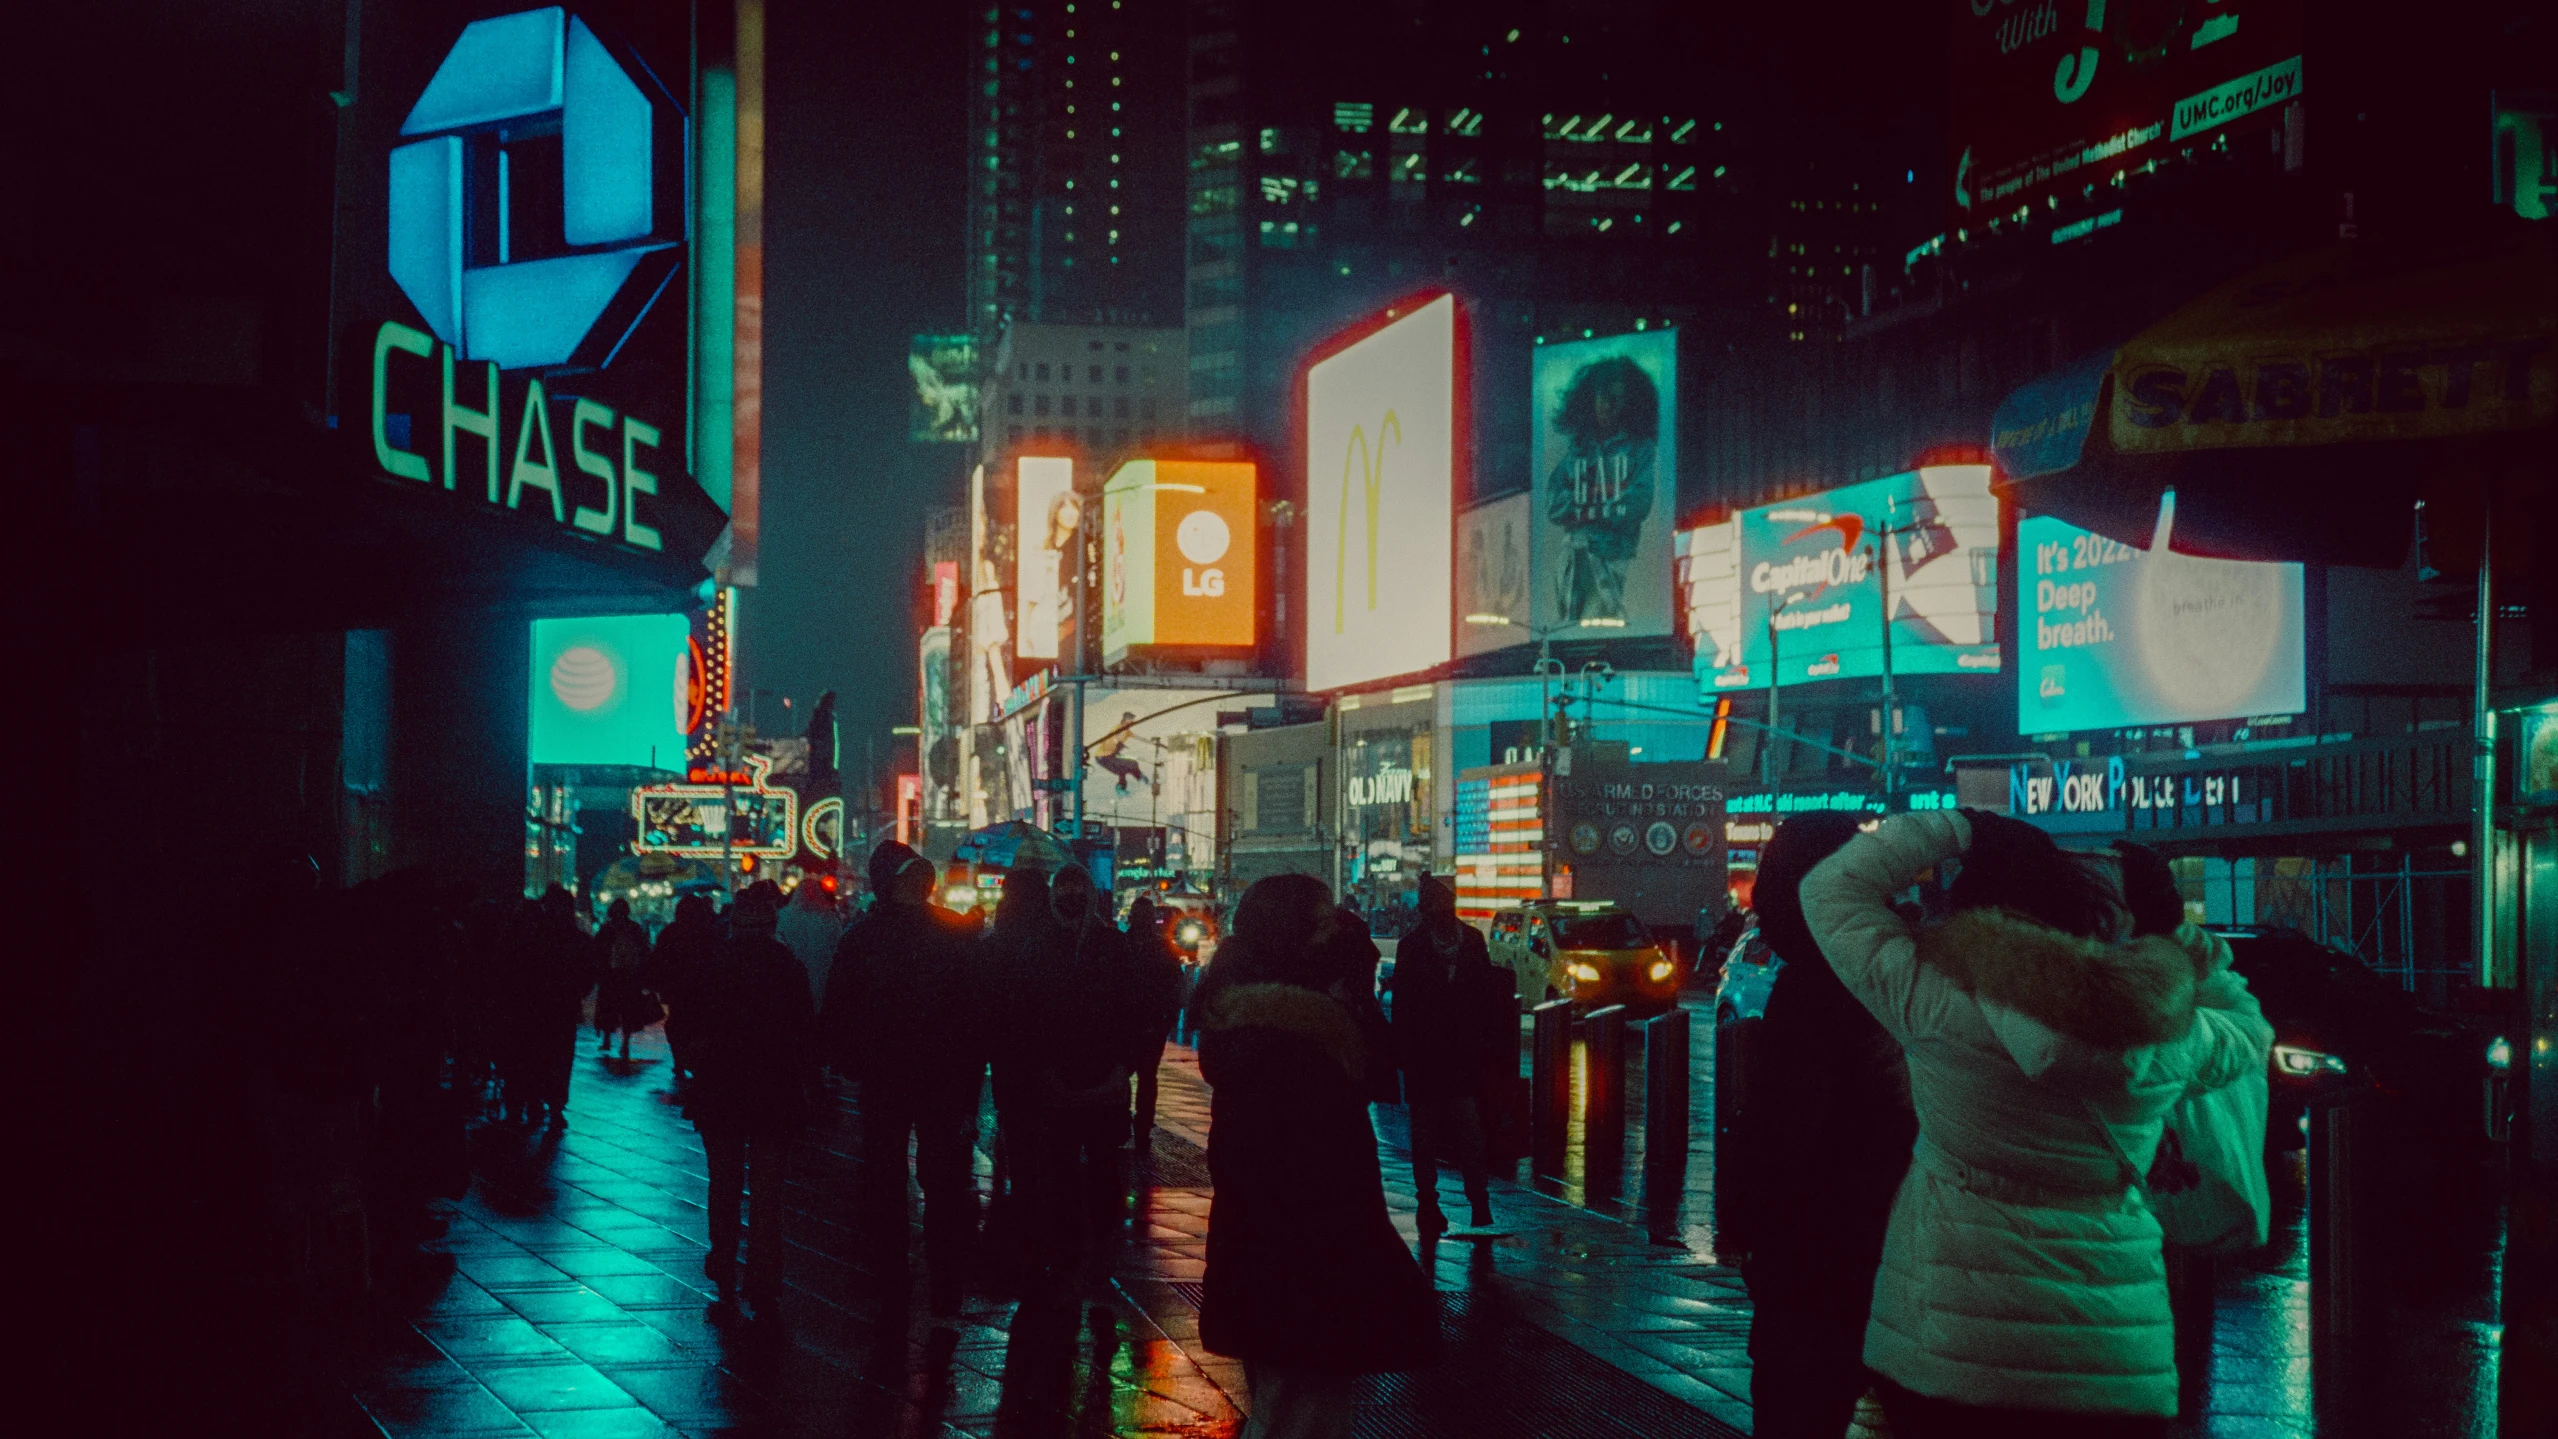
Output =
[
  {"x1": 1547, "y1": 749, "x2": 1726, "y2": 928},
  {"x1": 1948, "y1": 0, "x2": 2303, "y2": 219}
]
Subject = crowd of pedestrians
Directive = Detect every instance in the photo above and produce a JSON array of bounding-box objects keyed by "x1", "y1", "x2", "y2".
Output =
[{"x1": 223, "y1": 806, "x2": 2272, "y2": 1439}]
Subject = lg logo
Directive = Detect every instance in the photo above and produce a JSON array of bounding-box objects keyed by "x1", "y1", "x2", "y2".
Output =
[
  {"x1": 1177, "y1": 509, "x2": 1230, "y2": 598},
  {"x1": 390, "y1": 6, "x2": 684, "y2": 372}
]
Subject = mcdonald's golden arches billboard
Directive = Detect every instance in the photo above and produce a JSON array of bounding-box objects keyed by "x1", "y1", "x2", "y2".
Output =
[{"x1": 1303, "y1": 293, "x2": 1458, "y2": 691}]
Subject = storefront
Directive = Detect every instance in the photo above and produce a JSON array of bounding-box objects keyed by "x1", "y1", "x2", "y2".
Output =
[{"x1": 1335, "y1": 686, "x2": 1437, "y2": 918}]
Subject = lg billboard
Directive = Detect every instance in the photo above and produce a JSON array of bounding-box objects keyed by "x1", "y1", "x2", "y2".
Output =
[
  {"x1": 2018, "y1": 495, "x2": 2305, "y2": 733},
  {"x1": 1304, "y1": 294, "x2": 1458, "y2": 692},
  {"x1": 1531, "y1": 329, "x2": 1675, "y2": 640},
  {"x1": 1102, "y1": 459, "x2": 1258, "y2": 658}
]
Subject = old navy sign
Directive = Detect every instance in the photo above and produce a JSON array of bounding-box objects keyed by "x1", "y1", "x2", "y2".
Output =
[{"x1": 370, "y1": 319, "x2": 668, "y2": 554}]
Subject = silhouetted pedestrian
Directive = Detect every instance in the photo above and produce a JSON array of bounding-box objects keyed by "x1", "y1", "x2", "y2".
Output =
[
  {"x1": 497, "y1": 887, "x2": 588, "y2": 1124},
  {"x1": 1388, "y1": 874, "x2": 1511, "y2": 1236},
  {"x1": 1122, "y1": 895, "x2": 1184, "y2": 1150},
  {"x1": 592, "y1": 898, "x2": 656, "y2": 1060},
  {"x1": 1007, "y1": 865, "x2": 1165, "y2": 1305},
  {"x1": 649, "y1": 893, "x2": 722, "y2": 1082},
  {"x1": 683, "y1": 881, "x2": 817, "y2": 1317},
  {"x1": 1194, "y1": 875, "x2": 1439, "y2": 1439},
  {"x1": 1725, "y1": 811, "x2": 1905, "y2": 1439},
  {"x1": 777, "y1": 875, "x2": 846, "y2": 1009},
  {"x1": 822, "y1": 841, "x2": 985, "y2": 1313}
]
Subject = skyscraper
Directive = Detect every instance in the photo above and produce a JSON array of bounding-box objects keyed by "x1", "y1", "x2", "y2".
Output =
[{"x1": 968, "y1": 0, "x2": 1187, "y2": 344}]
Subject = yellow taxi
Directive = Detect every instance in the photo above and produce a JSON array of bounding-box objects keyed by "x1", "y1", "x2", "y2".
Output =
[{"x1": 1486, "y1": 901, "x2": 1680, "y2": 1015}]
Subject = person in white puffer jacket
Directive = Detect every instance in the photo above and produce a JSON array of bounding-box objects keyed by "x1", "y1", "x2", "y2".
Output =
[{"x1": 1799, "y1": 810, "x2": 2272, "y2": 1438}]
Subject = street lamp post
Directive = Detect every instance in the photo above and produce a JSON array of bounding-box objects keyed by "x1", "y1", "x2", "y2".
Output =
[{"x1": 1764, "y1": 589, "x2": 1810, "y2": 788}]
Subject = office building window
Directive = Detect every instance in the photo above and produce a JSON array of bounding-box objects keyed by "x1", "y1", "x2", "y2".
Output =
[
  {"x1": 1112, "y1": 396, "x2": 1130, "y2": 418},
  {"x1": 1114, "y1": 365, "x2": 1130, "y2": 383},
  {"x1": 1061, "y1": 395, "x2": 1078, "y2": 417},
  {"x1": 1007, "y1": 393, "x2": 1024, "y2": 415},
  {"x1": 1034, "y1": 394, "x2": 1051, "y2": 416}
]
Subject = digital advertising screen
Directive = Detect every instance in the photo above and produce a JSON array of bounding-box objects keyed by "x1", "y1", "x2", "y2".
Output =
[
  {"x1": 1015, "y1": 456, "x2": 1075, "y2": 662},
  {"x1": 1305, "y1": 293, "x2": 1457, "y2": 692},
  {"x1": 1676, "y1": 517, "x2": 1744, "y2": 678},
  {"x1": 2018, "y1": 494, "x2": 2305, "y2": 734},
  {"x1": 529, "y1": 613, "x2": 693, "y2": 769},
  {"x1": 1699, "y1": 466, "x2": 2000, "y2": 692},
  {"x1": 1948, "y1": 0, "x2": 2303, "y2": 221},
  {"x1": 1457, "y1": 493, "x2": 1533, "y2": 657},
  {"x1": 1531, "y1": 329, "x2": 1675, "y2": 639},
  {"x1": 1079, "y1": 688, "x2": 1244, "y2": 872},
  {"x1": 909, "y1": 333, "x2": 979, "y2": 443},
  {"x1": 1102, "y1": 459, "x2": 1258, "y2": 655}
]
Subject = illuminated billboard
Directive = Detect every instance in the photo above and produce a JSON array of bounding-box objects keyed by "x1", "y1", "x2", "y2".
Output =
[
  {"x1": 1016, "y1": 457, "x2": 1076, "y2": 661},
  {"x1": 1531, "y1": 329, "x2": 1675, "y2": 639},
  {"x1": 1697, "y1": 466, "x2": 2000, "y2": 692},
  {"x1": 529, "y1": 613, "x2": 692, "y2": 769},
  {"x1": 1948, "y1": 0, "x2": 2303, "y2": 221},
  {"x1": 1305, "y1": 293, "x2": 1457, "y2": 691},
  {"x1": 1675, "y1": 516, "x2": 1743, "y2": 672},
  {"x1": 1457, "y1": 493, "x2": 1532, "y2": 657},
  {"x1": 1102, "y1": 459, "x2": 1258, "y2": 656},
  {"x1": 1080, "y1": 687, "x2": 1244, "y2": 872},
  {"x1": 909, "y1": 333, "x2": 979, "y2": 443},
  {"x1": 2018, "y1": 495, "x2": 2304, "y2": 734}
]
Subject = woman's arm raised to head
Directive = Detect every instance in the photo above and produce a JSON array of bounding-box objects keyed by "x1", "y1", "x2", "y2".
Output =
[{"x1": 1798, "y1": 811, "x2": 1971, "y2": 1044}]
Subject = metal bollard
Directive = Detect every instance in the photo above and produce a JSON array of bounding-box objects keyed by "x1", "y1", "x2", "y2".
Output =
[
  {"x1": 1583, "y1": 1006, "x2": 1628, "y2": 1192},
  {"x1": 1530, "y1": 999, "x2": 1575, "y2": 1176},
  {"x1": 1642, "y1": 1008, "x2": 1692, "y2": 1215},
  {"x1": 2309, "y1": 1087, "x2": 2385, "y2": 1419}
]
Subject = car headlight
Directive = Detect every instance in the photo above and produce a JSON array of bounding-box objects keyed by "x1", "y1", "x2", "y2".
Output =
[
  {"x1": 2271, "y1": 1044, "x2": 2348, "y2": 1076},
  {"x1": 1567, "y1": 961, "x2": 1603, "y2": 983},
  {"x1": 1647, "y1": 958, "x2": 1675, "y2": 982},
  {"x1": 2486, "y1": 1035, "x2": 2511, "y2": 1072}
]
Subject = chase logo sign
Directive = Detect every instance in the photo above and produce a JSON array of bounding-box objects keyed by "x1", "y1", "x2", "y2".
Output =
[{"x1": 390, "y1": 6, "x2": 684, "y2": 372}]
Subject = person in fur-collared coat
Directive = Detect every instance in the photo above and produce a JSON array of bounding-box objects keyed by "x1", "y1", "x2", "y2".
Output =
[
  {"x1": 1194, "y1": 875, "x2": 1438, "y2": 1439},
  {"x1": 1800, "y1": 811, "x2": 2271, "y2": 1438}
]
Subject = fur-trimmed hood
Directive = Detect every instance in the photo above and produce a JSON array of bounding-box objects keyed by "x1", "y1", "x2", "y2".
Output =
[
  {"x1": 1202, "y1": 982, "x2": 1370, "y2": 1083},
  {"x1": 1916, "y1": 909, "x2": 2206, "y2": 1052}
]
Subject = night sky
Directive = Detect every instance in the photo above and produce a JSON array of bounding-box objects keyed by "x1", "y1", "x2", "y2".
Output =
[{"x1": 746, "y1": 2, "x2": 968, "y2": 781}]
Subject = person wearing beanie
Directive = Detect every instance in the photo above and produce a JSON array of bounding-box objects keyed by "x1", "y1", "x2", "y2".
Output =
[
  {"x1": 822, "y1": 841, "x2": 986, "y2": 1314},
  {"x1": 1387, "y1": 874, "x2": 1513, "y2": 1236},
  {"x1": 1726, "y1": 811, "x2": 1911, "y2": 1438},
  {"x1": 682, "y1": 877, "x2": 816, "y2": 1318}
]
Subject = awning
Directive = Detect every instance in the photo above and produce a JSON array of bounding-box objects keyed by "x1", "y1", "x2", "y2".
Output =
[{"x1": 1992, "y1": 219, "x2": 2555, "y2": 565}]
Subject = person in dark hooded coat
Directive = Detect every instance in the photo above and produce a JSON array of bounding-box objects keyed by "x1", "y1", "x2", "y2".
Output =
[
  {"x1": 1122, "y1": 895, "x2": 1186, "y2": 1149},
  {"x1": 591, "y1": 898, "x2": 657, "y2": 1060},
  {"x1": 1387, "y1": 874, "x2": 1514, "y2": 1235},
  {"x1": 683, "y1": 882, "x2": 817, "y2": 1314},
  {"x1": 1727, "y1": 811, "x2": 1911, "y2": 1439},
  {"x1": 821, "y1": 841, "x2": 985, "y2": 1312},
  {"x1": 649, "y1": 893, "x2": 722, "y2": 1081},
  {"x1": 1194, "y1": 875, "x2": 1439, "y2": 1439}
]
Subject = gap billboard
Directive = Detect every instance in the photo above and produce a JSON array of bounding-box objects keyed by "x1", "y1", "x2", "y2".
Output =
[
  {"x1": 1689, "y1": 466, "x2": 2001, "y2": 692},
  {"x1": 1304, "y1": 294, "x2": 1458, "y2": 692},
  {"x1": 2017, "y1": 494, "x2": 2304, "y2": 733},
  {"x1": 1531, "y1": 329, "x2": 1675, "y2": 640}
]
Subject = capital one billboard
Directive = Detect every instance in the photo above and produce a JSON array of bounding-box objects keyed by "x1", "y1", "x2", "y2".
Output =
[
  {"x1": 1692, "y1": 466, "x2": 2001, "y2": 691},
  {"x1": 1304, "y1": 294, "x2": 1458, "y2": 692},
  {"x1": 1102, "y1": 459, "x2": 1258, "y2": 657},
  {"x1": 1949, "y1": 0, "x2": 2303, "y2": 220}
]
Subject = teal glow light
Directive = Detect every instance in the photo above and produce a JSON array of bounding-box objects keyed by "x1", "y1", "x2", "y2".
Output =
[{"x1": 529, "y1": 613, "x2": 691, "y2": 769}]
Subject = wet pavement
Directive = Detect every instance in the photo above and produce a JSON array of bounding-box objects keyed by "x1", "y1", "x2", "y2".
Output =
[{"x1": 321, "y1": 997, "x2": 2499, "y2": 1437}]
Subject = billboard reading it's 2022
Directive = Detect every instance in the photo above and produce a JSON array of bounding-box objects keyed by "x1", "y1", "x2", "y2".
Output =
[
  {"x1": 1532, "y1": 329, "x2": 1675, "y2": 641},
  {"x1": 2018, "y1": 495, "x2": 2304, "y2": 734},
  {"x1": 1948, "y1": 0, "x2": 2303, "y2": 220},
  {"x1": 1687, "y1": 466, "x2": 2001, "y2": 692},
  {"x1": 1305, "y1": 294, "x2": 1457, "y2": 692}
]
